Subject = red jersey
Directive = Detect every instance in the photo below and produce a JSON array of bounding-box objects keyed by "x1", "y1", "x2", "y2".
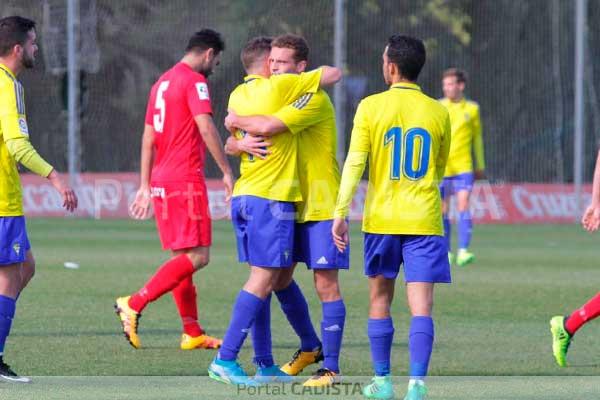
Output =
[{"x1": 145, "y1": 62, "x2": 213, "y2": 183}]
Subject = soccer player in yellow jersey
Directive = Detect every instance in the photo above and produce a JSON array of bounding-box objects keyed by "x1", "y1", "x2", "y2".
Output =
[
  {"x1": 208, "y1": 37, "x2": 341, "y2": 385},
  {"x1": 332, "y1": 35, "x2": 451, "y2": 400},
  {"x1": 439, "y1": 68, "x2": 485, "y2": 267},
  {"x1": 224, "y1": 34, "x2": 347, "y2": 387},
  {"x1": 0, "y1": 16, "x2": 77, "y2": 383}
]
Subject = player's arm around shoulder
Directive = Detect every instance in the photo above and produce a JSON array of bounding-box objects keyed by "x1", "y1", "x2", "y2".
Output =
[
  {"x1": 271, "y1": 89, "x2": 329, "y2": 137},
  {"x1": 273, "y1": 66, "x2": 342, "y2": 105}
]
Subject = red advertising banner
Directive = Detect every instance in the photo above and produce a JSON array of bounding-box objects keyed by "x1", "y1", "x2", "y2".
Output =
[{"x1": 20, "y1": 173, "x2": 591, "y2": 223}]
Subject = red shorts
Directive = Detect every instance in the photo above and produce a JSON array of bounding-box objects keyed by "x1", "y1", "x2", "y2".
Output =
[{"x1": 151, "y1": 181, "x2": 212, "y2": 250}]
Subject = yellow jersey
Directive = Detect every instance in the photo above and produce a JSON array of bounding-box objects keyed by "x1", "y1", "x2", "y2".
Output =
[
  {"x1": 0, "y1": 64, "x2": 50, "y2": 216},
  {"x1": 274, "y1": 89, "x2": 340, "y2": 222},
  {"x1": 439, "y1": 97, "x2": 484, "y2": 176},
  {"x1": 335, "y1": 82, "x2": 451, "y2": 235},
  {"x1": 229, "y1": 69, "x2": 322, "y2": 202}
]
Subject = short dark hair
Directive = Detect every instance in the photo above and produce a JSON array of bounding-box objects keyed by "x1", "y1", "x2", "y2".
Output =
[
  {"x1": 0, "y1": 16, "x2": 36, "y2": 57},
  {"x1": 185, "y1": 29, "x2": 225, "y2": 54},
  {"x1": 272, "y1": 34, "x2": 309, "y2": 63},
  {"x1": 241, "y1": 36, "x2": 272, "y2": 71},
  {"x1": 386, "y1": 35, "x2": 426, "y2": 82},
  {"x1": 443, "y1": 67, "x2": 467, "y2": 83}
]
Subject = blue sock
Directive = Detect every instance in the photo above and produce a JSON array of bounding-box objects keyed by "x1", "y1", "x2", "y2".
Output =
[
  {"x1": 321, "y1": 299, "x2": 346, "y2": 373},
  {"x1": 219, "y1": 290, "x2": 265, "y2": 361},
  {"x1": 408, "y1": 316, "x2": 434, "y2": 379},
  {"x1": 0, "y1": 295, "x2": 16, "y2": 356},
  {"x1": 443, "y1": 214, "x2": 451, "y2": 252},
  {"x1": 367, "y1": 317, "x2": 394, "y2": 376},
  {"x1": 457, "y1": 211, "x2": 472, "y2": 250},
  {"x1": 251, "y1": 293, "x2": 274, "y2": 368},
  {"x1": 275, "y1": 280, "x2": 320, "y2": 351}
]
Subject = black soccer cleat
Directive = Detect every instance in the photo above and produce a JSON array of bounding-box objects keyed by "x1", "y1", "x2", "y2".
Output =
[{"x1": 0, "y1": 358, "x2": 31, "y2": 383}]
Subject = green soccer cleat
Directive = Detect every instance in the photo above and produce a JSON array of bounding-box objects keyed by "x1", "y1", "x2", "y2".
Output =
[
  {"x1": 363, "y1": 375, "x2": 395, "y2": 400},
  {"x1": 456, "y1": 249, "x2": 475, "y2": 267},
  {"x1": 550, "y1": 316, "x2": 572, "y2": 367},
  {"x1": 404, "y1": 380, "x2": 427, "y2": 400}
]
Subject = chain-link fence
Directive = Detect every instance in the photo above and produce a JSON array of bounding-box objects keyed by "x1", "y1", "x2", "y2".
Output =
[{"x1": 1, "y1": 0, "x2": 599, "y2": 182}]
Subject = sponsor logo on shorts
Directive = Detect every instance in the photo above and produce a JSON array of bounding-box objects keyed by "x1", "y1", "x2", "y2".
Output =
[
  {"x1": 150, "y1": 187, "x2": 165, "y2": 199},
  {"x1": 13, "y1": 243, "x2": 20, "y2": 256},
  {"x1": 284, "y1": 250, "x2": 290, "y2": 261}
]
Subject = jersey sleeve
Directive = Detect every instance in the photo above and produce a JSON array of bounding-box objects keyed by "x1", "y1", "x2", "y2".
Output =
[
  {"x1": 272, "y1": 91, "x2": 327, "y2": 135},
  {"x1": 472, "y1": 104, "x2": 485, "y2": 170},
  {"x1": 187, "y1": 76, "x2": 213, "y2": 117},
  {"x1": 0, "y1": 80, "x2": 53, "y2": 177},
  {"x1": 0, "y1": 80, "x2": 29, "y2": 141},
  {"x1": 273, "y1": 69, "x2": 322, "y2": 105},
  {"x1": 334, "y1": 100, "x2": 371, "y2": 218}
]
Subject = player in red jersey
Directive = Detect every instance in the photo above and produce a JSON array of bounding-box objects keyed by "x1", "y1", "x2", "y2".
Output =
[
  {"x1": 550, "y1": 149, "x2": 600, "y2": 366},
  {"x1": 115, "y1": 29, "x2": 233, "y2": 351}
]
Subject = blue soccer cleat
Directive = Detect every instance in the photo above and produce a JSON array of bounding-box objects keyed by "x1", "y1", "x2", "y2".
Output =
[
  {"x1": 208, "y1": 357, "x2": 258, "y2": 386},
  {"x1": 254, "y1": 364, "x2": 294, "y2": 383}
]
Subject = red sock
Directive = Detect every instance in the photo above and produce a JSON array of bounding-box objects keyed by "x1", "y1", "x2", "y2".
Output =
[
  {"x1": 129, "y1": 255, "x2": 195, "y2": 313},
  {"x1": 565, "y1": 292, "x2": 600, "y2": 335},
  {"x1": 172, "y1": 276, "x2": 204, "y2": 337}
]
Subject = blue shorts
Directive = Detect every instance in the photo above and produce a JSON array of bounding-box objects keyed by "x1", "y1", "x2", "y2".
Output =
[
  {"x1": 363, "y1": 233, "x2": 451, "y2": 283},
  {"x1": 294, "y1": 220, "x2": 349, "y2": 270},
  {"x1": 231, "y1": 195, "x2": 295, "y2": 268},
  {"x1": 0, "y1": 216, "x2": 31, "y2": 266},
  {"x1": 440, "y1": 172, "x2": 475, "y2": 199}
]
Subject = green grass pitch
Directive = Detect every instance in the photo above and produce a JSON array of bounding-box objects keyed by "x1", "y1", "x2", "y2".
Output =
[{"x1": 2, "y1": 219, "x2": 600, "y2": 399}]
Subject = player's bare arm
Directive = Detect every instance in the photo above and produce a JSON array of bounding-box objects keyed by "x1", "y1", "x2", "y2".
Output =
[
  {"x1": 46, "y1": 170, "x2": 78, "y2": 212},
  {"x1": 582, "y1": 149, "x2": 600, "y2": 232},
  {"x1": 130, "y1": 124, "x2": 155, "y2": 220},
  {"x1": 194, "y1": 114, "x2": 234, "y2": 201},
  {"x1": 318, "y1": 66, "x2": 342, "y2": 87}
]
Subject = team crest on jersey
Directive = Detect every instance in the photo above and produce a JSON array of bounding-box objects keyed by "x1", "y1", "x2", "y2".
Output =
[
  {"x1": 18, "y1": 117, "x2": 29, "y2": 135},
  {"x1": 13, "y1": 243, "x2": 20, "y2": 256},
  {"x1": 464, "y1": 113, "x2": 470, "y2": 122},
  {"x1": 195, "y1": 82, "x2": 210, "y2": 100}
]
